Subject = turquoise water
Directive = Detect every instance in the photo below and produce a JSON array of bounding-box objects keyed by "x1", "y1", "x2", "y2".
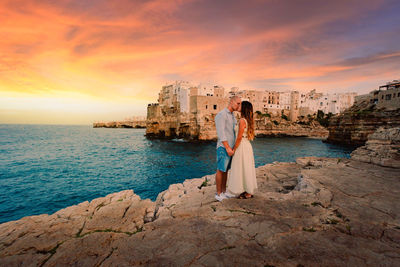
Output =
[{"x1": 0, "y1": 125, "x2": 354, "y2": 223}]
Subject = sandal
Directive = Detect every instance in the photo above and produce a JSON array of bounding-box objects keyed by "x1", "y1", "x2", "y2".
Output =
[
  {"x1": 238, "y1": 192, "x2": 247, "y2": 199},
  {"x1": 238, "y1": 192, "x2": 254, "y2": 199}
]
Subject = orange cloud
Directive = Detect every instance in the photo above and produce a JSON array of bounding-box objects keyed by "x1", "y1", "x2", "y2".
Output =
[{"x1": 1, "y1": 0, "x2": 399, "y2": 124}]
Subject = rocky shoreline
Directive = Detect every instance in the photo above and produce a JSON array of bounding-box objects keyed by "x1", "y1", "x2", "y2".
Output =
[
  {"x1": 326, "y1": 99, "x2": 400, "y2": 146},
  {"x1": 254, "y1": 118, "x2": 328, "y2": 138},
  {"x1": 146, "y1": 115, "x2": 329, "y2": 141},
  {"x1": 1, "y1": 128, "x2": 399, "y2": 266},
  {"x1": 93, "y1": 121, "x2": 146, "y2": 128}
]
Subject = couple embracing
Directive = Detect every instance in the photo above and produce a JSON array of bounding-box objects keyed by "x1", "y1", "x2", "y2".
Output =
[{"x1": 214, "y1": 96, "x2": 257, "y2": 201}]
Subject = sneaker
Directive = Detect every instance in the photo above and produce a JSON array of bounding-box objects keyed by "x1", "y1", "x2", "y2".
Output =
[
  {"x1": 215, "y1": 193, "x2": 226, "y2": 202},
  {"x1": 222, "y1": 192, "x2": 236, "y2": 198}
]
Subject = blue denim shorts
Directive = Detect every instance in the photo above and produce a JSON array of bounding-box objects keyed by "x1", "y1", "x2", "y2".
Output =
[{"x1": 217, "y1": 146, "x2": 232, "y2": 172}]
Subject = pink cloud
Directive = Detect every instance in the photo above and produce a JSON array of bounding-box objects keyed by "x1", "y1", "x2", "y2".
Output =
[{"x1": 1, "y1": 0, "x2": 399, "y2": 101}]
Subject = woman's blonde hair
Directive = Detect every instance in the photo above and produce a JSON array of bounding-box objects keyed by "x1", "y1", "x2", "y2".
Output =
[{"x1": 240, "y1": 101, "x2": 255, "y2": 140}]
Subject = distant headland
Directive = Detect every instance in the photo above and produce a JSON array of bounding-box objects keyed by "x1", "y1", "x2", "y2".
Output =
[{"x1": 93, "y1": 116, "x2": 146, "y2": 129}]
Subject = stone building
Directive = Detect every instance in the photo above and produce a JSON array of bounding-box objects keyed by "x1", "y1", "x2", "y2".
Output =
[
  {"x1": 147, "y1": 82, "x2": 228, "y2": 139},
  {"x1": 147, "y1": 81, "x2": 193, "y2": 138},
  {"x1": 196, "y1": 83, "x2": 214, "y2": 96},
  {"x1": 146, "y1": 103, "x2": 161, "y2": 120},
  {"x1": 377, "y1": 80, "x2": 400, "y2": 110},
  {"x1": 355, "y1": 80, "x2": 400, "y2": 110},
  {"x1": 299, "y1": 90, "x2": 357, "y2": 116},
  {"x1": 157, "y1": 81, "x2": 192, "y2": 113},
  {"x1": 263, "y1": 91, "x2": 280, "y2": 115},
  {"x1": 189, "y1": 87, "x2": 228, "y2": 140},
  {"x1": 279, "y1": 92, "x2": 292, "y2": 111},
  {"x1": 227, "y1": 89, "x2": 299, "y2": 120},
  {"x1": 147, "y1": 81, "x2": 358, "y2": 139},
  {"x1": 289, "y1": 91, "x2": 300, "y2": 121},
  {"x1": 234, "y1": 90, "x2": 265, "y2": 112},
  {"x1": 189, "y1": 88, "x2": 227, "y2": 116},
  {"x1": 228, "y1": 87, "x2": 240, "y2": 97}
]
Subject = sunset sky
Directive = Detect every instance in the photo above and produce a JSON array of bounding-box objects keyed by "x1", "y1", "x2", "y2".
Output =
[{"x1": 1, "y1": 0, "x2": 399, "y2": 124}]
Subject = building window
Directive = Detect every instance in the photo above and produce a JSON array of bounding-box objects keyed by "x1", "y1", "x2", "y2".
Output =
[
  {"x1": 382, "y1": 95, "x2": 384, "y2": 99},
  {"x1": 385, "y1": 94, "x2": 391, "y2": 100},
  {"x1": 206, "y1": 105, "x2": 208, "y2": 109},
  {"x1": 213, "y1": 105, "x2": 217, "y2": 110},
  {"x1": 398, "y1": 92, "x2": 400, "y2": 97}
]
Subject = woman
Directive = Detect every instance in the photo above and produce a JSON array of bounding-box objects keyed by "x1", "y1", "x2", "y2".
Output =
[{"x1": 227, "y1": 101, "x2": 257, "y2": 199}]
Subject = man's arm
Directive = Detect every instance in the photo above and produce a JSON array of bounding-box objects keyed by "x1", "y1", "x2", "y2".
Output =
[
  {"x1": 215, "y1": 113, "x2": 234, "y2": 156},
  {"x1": 222, "y1": 141, "x2": 234, "y2": 156}
]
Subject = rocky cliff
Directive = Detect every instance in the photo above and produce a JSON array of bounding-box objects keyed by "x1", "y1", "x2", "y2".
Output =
[
  {"x1": 1, "y1": 128, "x2": 399, "y2": 266},
  {"x1": 326, "y1": 99, "x2": 400, "y2": 146},
  {"x1": 351, "y1": 126, "x2": 400, "y2": 168},
  {"x1": 146, "y1": 113, "x2": 328, "y2": 141},
  {"x1": 255, "y1": 116, "x2": 328, "y2": 138},
  {"x1": 93, "y1": 121, "x2": 146, "y2": 128}
]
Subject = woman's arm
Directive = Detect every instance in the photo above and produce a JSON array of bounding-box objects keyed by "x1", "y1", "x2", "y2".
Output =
[{"x1": 233, "y1": 119, "x2": 246, "y2": 152}]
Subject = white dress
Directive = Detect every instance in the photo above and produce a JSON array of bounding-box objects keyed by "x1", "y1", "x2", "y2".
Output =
[{"x1": 227, "y1": 118, "x2": 258, "y2": 195}]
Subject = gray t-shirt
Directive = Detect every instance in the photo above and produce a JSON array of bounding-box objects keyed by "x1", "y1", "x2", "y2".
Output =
[{"x1": 215, "y1": 108, "x2": 237, "y2": 149}]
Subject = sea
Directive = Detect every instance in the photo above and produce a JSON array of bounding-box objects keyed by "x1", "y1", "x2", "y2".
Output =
[{"x1": 0, "y1": 125, "x2": 355, "y2": 224}]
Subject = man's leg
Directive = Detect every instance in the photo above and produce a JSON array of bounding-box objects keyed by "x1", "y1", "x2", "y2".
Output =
[
  {"x1": 221, "y1": 171, "x2": 227, "y2": 193},
  {"x1": 221, "y1": 156, "x2": 232, "y2": 193},
  {"x1": 216, "y1": 169, "x2": 225, "y2": 195},
  {"x1": 216, "y1": 147, "x2": 229, "y2": 198}
]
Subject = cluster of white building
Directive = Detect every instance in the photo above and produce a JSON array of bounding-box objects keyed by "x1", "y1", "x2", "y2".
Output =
[
  {"x1": 152, "y1": 81, "x2": 357, "y2": 121},
  {"x1": 298, "y1": 89, "x2": 357, "y2": 117}
]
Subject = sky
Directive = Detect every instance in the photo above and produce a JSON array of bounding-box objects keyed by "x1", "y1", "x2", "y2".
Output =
[{"x1": 1, "y1": 0, "x2": 399, "y2": 125}]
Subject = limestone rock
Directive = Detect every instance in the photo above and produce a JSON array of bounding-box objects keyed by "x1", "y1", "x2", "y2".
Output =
[
  {"x1": 0, "y1": 190, "x2": 154, "y2": 266},
  {"x1": 326, "y1": 102, "x2": 400, "y2": 146},
  {"x1": 1, "y1": 153, "x2": 400, "y2": 266},
  {"x1": 351, "y1": 127, "x2": 400, "y2": 168},
  {"x1": 93, "y1": 120, "x2": 146, "y2": 128},
  {"x1": 146, "y1": 112, "x2": 329, "y2": 141}
]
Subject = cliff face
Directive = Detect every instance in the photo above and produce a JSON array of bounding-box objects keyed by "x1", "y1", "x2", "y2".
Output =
[
  {"x1": 146, "y1": 113, "x2": 200, "y2": 140},
  {"x1": 326, "y1": 101, "x2": 400, "y2": 146},
  {"x1": 146, "y1": 113, "x2": 328, "y2": 141},
  {"x1": 255, "y1": 117, "x2": 328, "y2": 138},
  {"x1": 1, "y1": 127, "x2": 399, "y2": 266},
  {"x1": 351, "y1": 127, "x2": 400, "y2": 168},
  {"x1": 93, "y1": 121, "x2": 146, "y2": 128}
]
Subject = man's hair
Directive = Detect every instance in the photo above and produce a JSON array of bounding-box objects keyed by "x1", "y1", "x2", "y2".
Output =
[{"x1": 229, "y1": 95, "x2": 240, "y2": 103}]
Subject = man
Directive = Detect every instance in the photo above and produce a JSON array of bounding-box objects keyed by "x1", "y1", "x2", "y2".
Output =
[{"x1": 214, "y1": 95, "x2": 241, "y2": 201}]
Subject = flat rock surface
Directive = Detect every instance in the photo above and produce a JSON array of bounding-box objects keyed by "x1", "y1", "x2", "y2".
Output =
[{"x1": 1, "y1": 157, "x2": 400, "y2": 266}]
